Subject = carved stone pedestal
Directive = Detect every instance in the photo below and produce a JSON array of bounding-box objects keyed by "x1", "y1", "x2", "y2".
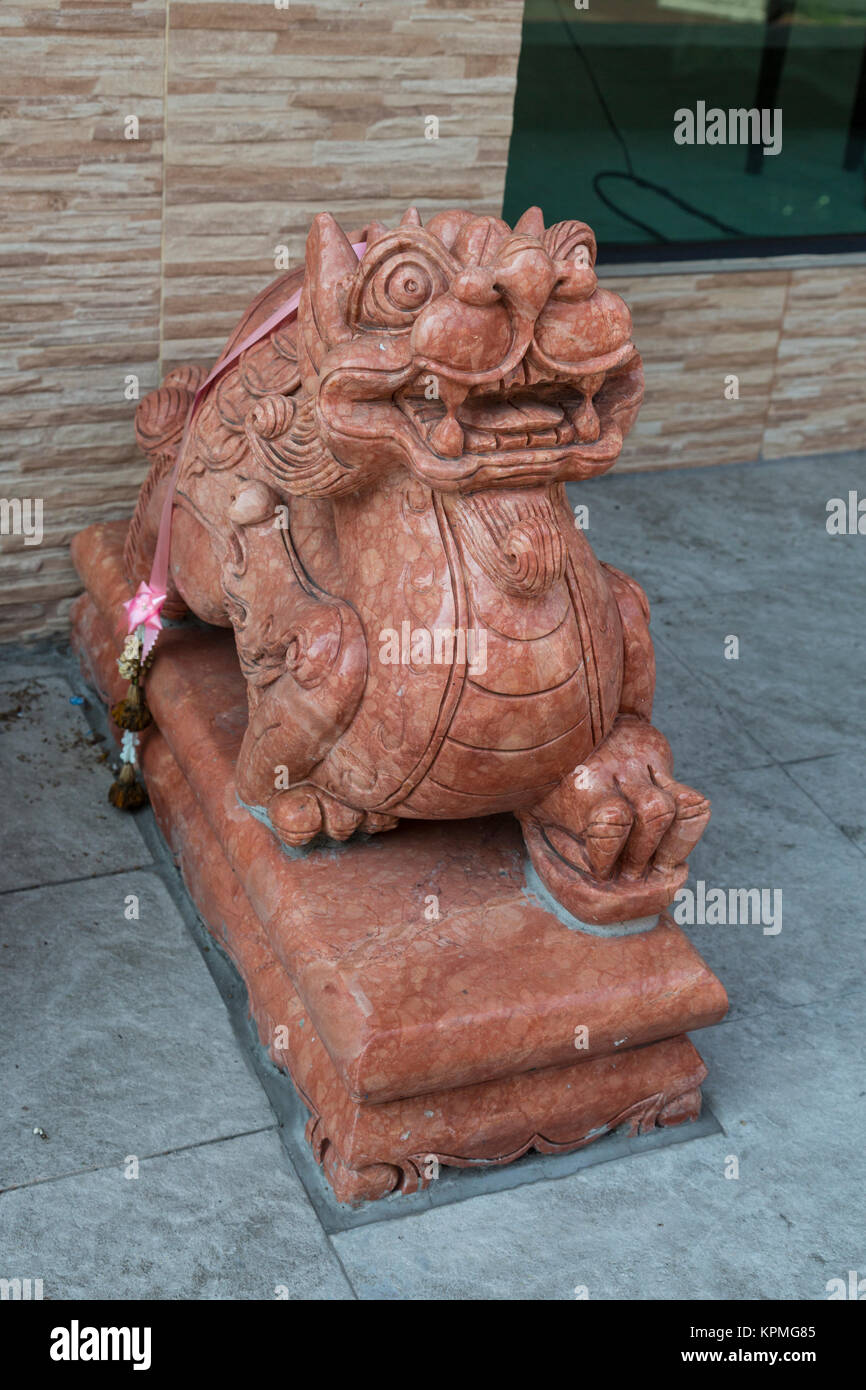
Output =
[{"x1": 71, "y1": 520, "x2": 727, "y2": 1205}]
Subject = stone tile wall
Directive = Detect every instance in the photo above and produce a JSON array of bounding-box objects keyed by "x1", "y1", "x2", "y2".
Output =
[{"x1": 1, "y1": 3, "x2": 860, "y2": 638}]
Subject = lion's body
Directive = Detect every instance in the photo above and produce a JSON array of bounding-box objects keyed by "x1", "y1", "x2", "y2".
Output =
[{"x1": 123, "y1": 205, "x2": 710, "y2": 926}]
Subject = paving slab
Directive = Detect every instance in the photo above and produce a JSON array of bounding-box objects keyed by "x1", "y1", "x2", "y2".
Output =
[
  {"x1": 677, "y1": 762, "x2": 865, "y2": 1020},
  {"x1": 568, "y1": 450, "x2": 865, "y2": 604},
  {"x1": 0, "y1": 670, "x2": 152, "y2": 892},
  {"x1": 784, "y1": 746, "x2": 866, "y2": 854},
  {"x1": 570, "y1": 452, "x2": 863, "y2": 766},
  {"x1": 0, "y1": 1129, "x2": 353, "y2": 1300},
  {"x1": 0, "y1": 871, "x2": 275, "y2": 1190},
  {"x1": 332, "y1": 993, "x2": 865, "y2": 1301},
  {"x1": 650, "y1": 634, "x2": 773, "y2": 782},
  {"x1": 0, "y1": 646, "x2": 72, "y2": 684},
  {"x1": 647, "y1": 583, "x2": 862, "y2": 764}
]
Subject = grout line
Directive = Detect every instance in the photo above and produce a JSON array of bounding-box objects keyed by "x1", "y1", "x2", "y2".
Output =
[
  {"x1": 705, "y1": 983, "x2": 866, "y2": 1036},
  {"x1": 757, "y1": 266, "x2": 793, "y2": 462},
  {"x1": 777, "y1": 751, "x2": 841, "y2": 768},
  {"x1": 777, "y1": 760, "x2": 866, "y2": 861},
  {"x1": 0, "y1": 861, "x2": 157, "y2": 898},
  {"x1": 650, "y1": 633, "x2": 783, "y2": 772},
  {"x1": 0, "y1": 1126, "x2": 278, "y2": 1198},
  {"x1": 325, "y1": 1238, "x2": 361, "y2": 1298}
]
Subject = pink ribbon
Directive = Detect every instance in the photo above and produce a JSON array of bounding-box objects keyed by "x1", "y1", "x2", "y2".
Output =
[
  {"x1": 128, "y1": 241, "x2": 367, "y2": 656},
  {"x1": 124, "y1": 581, "x2": 166, "y2": 658}
]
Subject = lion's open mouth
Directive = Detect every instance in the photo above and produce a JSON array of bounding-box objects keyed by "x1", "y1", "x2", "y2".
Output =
[
  {"x1": 396, "y1": 350, "x2": 640, "y2": 466},
  {"x1": 401, "y1": 385, "x2": 602, "y2": 456}
]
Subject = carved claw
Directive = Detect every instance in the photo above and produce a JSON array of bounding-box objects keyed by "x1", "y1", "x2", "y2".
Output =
[
  {"x1": 583, "y1": 797, "x2": 633, "y2": 879},
  {"x1": 519, "y1": 715, "x2": 710, "y2": 926},
  {"x1": 618, "y1": 779, "x2": 677, "y2": 880},
  {"x1": 269, "y1": 786, "x2": 397, "y2": 849},
  {"x1": 651, "y1": 770, "x2": 711, "y2": 870},
  {"x1": 270, "y1": 787, "x2": 325, "y2": 846}
]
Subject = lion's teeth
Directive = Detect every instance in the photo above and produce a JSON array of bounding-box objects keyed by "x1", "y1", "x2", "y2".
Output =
[
  {"x1": 570, "y1": 398, "x2": 601, "y2": 442},
  {"x1": 463, "y1": 426, "x2": 497, "y2": 452},
  {"x1": 428, "y1": 414, "x2": 465, "y2": 458}
]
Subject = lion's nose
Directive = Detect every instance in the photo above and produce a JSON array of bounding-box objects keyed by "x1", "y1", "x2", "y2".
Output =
[
  {"x1": 450, "y1": 267, "x2": 501, "y2": 308},
  {"x1": 452, "y1": 243, "x2": 557, "y2": 316},
  {"x1": 494, "y1": 244, "x2": 557, "y2": 313}
]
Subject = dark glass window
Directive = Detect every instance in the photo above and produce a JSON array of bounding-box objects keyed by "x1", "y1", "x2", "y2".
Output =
[{"x1": 503, "y1": 0, "x2": 866, "y2": 259}]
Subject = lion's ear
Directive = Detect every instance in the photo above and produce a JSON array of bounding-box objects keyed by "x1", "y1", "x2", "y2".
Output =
[
  {"x1": 543, "y1": 220, "x2": 597, "y2": 268},
  {"x1": 304, "y1": 213, "x2": 359, "y2": 348}
]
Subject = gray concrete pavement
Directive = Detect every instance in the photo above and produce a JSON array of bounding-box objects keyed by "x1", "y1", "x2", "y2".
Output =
[{"x1": 1, "y1": 451, "x2": 863, "y2": 1299}]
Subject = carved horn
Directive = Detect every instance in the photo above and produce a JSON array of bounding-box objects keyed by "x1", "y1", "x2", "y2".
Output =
[
  {"x1": 304, "y1": 213, "x2": 358, "y2": 348},
  {"x1": 514, "y1": 206, "x2": 545, "y2": 238}
]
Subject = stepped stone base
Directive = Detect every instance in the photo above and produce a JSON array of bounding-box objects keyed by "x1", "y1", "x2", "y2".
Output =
[{"x1": 69, "y1": 520, "x2": 728, "y2": 1204}]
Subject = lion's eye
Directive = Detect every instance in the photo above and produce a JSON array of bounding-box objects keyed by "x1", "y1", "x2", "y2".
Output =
[
  {"x1": 354, "y1": 253, "x2": 445, "y2": 329},
  {"x1": 386, "y1": 264, "x2": 432, "y2": 310}
]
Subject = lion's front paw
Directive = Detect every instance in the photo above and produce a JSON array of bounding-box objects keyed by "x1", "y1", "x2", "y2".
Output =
[
  {"x1": 518, "y1": 716, "x2": 710, "y2": 926},
  {"x1": 268, "y1": 785, "x2": 398, "y2": 849}
]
